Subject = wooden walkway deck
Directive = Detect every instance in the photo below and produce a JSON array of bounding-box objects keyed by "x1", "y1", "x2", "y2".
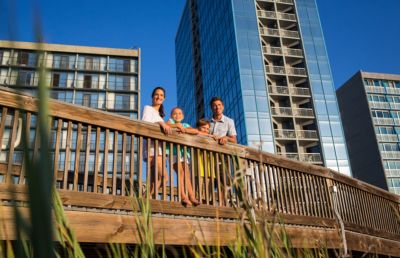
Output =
[{"x1": 0, "y1": 87, "x2": 399, "y2": 256}]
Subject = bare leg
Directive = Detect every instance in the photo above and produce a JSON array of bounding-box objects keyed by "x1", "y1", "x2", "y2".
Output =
[{"x1": 149, "y1": 155, "x2": 168, "y2": 198}]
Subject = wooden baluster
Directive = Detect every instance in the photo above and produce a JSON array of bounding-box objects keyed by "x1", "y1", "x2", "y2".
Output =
[
  {"x1": 276, "y1": 167, "x2": 286, "y2": 213},
  {"x1": 309, "y1": 175, "x2": 320, "y2": 217},
  {"x1": 285, "y1": 169, "x2": 295, "y2": 215},
  {"x1": 196, "y1": 149, "x2": 202, "y2": 204},
  {"x1": 227, "y1": 155, "x2": 234, "y2": 207},
  {"x1": 112, "y1": 131, "x2": 118, "y2": 195},
  {"x1": 130, "y1": 136, "x2": 136, "y2": 197},
  {"x1": 0, "y1": 107, "x2": 8, "y2": 159},
  {"x1": 103, "y1": 129, "x2": 109, "y2": 194},
  {"x1": 19, "y1": 112, "x2": 32, "y2": 185},
  {"x1": 295, "y1": 171, "x2": 305, "y2": 216},
  {"x1": 221, "y1": 154, "x2": 228, "y2": 207},
  {"x1": 265, "y1": 165, "x2": 273, "y2": 211},
  {"x1": 337, "y1": 184, "x2": 349, "y2": 222},
  {"x1": 259, "y1": 163, "x2": 267, "y2": 208},
  {"x1": 83, "y1": 125, "x2": 91, "y2": 192},
  {"x1": 190, "y1": 147, "x2": 195, "y2": 202},
  {"x1": 183, "y1": 146, "x2": 188, "y2": 201},
  {"x1": 121, "y1": 133, "x2": 126, "y2": 196},
  {"x1": 154, "y1": 140, "x2": 159, "y2": 200},
  {"x1": 169, "y1": 142, "x2": 174, "y2": 201},
  {"x1": 63, "y1": 121, "x2": 72, "y2": 190},
  {"x1": 52, "y1": 118, "x2": 62, "y2": 185},
  {"x1": 291, "y1": 170, "x2": 301, "y2": 215},
  {"x1": 361, "y1": 190, "x2": 371, "y2": 229},
  {"x1": 73, "y1": 123, "x2": 82, "y2": 191},
  {"x1": 315, "y1": 176, "x2": 327, "y2": 218},
  {"x1": 318, "y1": 176, "x2": 329, "y2": 218},
  {"x1": 204, "y1": 150, "x2": 210, "y2": 205},
  {"x1": 6, "y1": 110, "x2": 19, "y2": 184},
  {"x1": 93, "y1": 127, "x2": 100, "y2": 193},
  {"x1": 146, "y1": 139, "x2": 151, "y2": 198},
  {"x1": 300, "y1": 173, "x2": 310, "y2": 216},
  {"x1": 215, "y1": 153, "x2": 222, "y2": 206},
  {"x1": 162, "y1": 142, "x2": 167, "y2": 201},
  {"x1": 176, "y1": 144, "x2": 181, "y2": 202},
  {"x1": 253, "y1": 162, "x2": 262, "y2": 209},
  {"x1": 210, "y1": 152, "x2": 216, "y2": 206},
  {"x1": 346, "y1": 185, "x2": 357, "y2": 224},
  {"x1": 271, "y1": 166, "x2": 282, "y2": 212}
]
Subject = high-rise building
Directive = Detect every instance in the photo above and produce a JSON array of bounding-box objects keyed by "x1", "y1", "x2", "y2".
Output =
[
  {"x1": 0, "y1": 41, "x2": 140, "y2": 119},
  {"x1": 175, "y1": 0, "x2": 350, "y2": 175},
  {"x1": 337, "y1": 71, "x2": 400, "y2": 194}
]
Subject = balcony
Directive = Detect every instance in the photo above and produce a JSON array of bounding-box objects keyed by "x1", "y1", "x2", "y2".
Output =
[
  {"x1": 389, "y1": 103, "x2": 400, "y2": 110},
  {"x1": 271, "y1": 107, "x2": 292, "y2": 116},
  {"x1": 274, "y1": 129, "x2": 296, "y2": 139},
  {"x1": 289, "y1": 86, "x2": 310, "y2": 96},
  {"x1": 369, "y1": 101, "x2": 390, "y2": 109},
  {"x1": 293, "y1": 108, "x2": 314, "y2": 118},
  {"x1": 265, "y1": 65, "x2": 286, "y2": 75},
  {"x1": 257, "y1": 10, "x2": 277, "y2": 19},
  {"x1": 376, "y1": 134, "x2": 399, "y2": 142},
  {"x1": 381, "y1": 151, "x2": 400, "y2": 159},
  {"x1": 373, "y1": 117, "x2": 395, "y2": 125},
  {"x1": 386, "y1": 87, "x2": 400, "y2": 95},
  {"x1": 365, "y1": 85, "x2": 385, "y2": 94},
  {"x1": 263, "y1": 46, "x2": 283, "y2": 56},
  {"x1": 286, "y1": 67, "x2": 307, "y2": 77},
  {"x1": 276, "y1": 0, "x2": 293, "y2": 4},
  {"x1": 385, "y1": 168, "x2": 400, "y2": 177},
  {"x1": 278, "y1": 152, "x2": 323, "y2": 163},
  {"x1": 260, "y1": 27, "x2": 280, "y2": 37},
  {"x1": 280, "y1": 29, "x2": 300, "y2": 39},
  {"x1": 268, "y1": 85, "x2": 289, "y2": 95},
  {"x1": 277, "y1": 12, "x2": 296, "y2": 21},
  {"x1": 283, "y1": 47, "x2": 303, "y2": 57},
  {"x1": 297, "y1": 130, "x2": 318, "y2": 140}
]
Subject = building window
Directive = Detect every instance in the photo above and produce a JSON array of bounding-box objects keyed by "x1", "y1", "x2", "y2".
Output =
[
  {"x1": 17, "y1": 70, "x2": 35, "y2": 86},
  {"x1": 83, "y1": 75, "x2": 92, "y2": 89},
  {"x1": 0, "y1": 51, "x2": 3, "y2": 65},
  {"x1": 17, "y1": 52, "x2": 37, "y2": 67},
  {"x1": 109, "y1": 58, "x2": 132, "y2": 72},
  {"x1": 53, "y1": 54, "x2": 74, "y2": 69}
]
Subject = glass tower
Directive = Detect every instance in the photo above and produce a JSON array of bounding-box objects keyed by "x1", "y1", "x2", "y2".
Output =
[{"x1": 175, "y1": 0, "x2": 351, "y2": 175}]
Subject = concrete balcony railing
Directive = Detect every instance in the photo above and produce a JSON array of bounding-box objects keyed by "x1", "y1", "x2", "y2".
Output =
[
  {"x1": 386, "y1": 87, "x2": 400, "y2": 95},
  {"x1": 271, "y1": 107, "x2": 293, "y2": 116},
  {"x1": 262, "y1": 46, "x2": 283, "y2": 55},
  {"x1": 289, "y1": 86, "x2": 310, "y2": 96},
  {"x1": 385, "y1": 168, "x2": 400, "y2": 177},
  {"x1": 280, "y1": 29, "x2": 300, "y2": 39},
  {"x1": 277, "y1": 152, "x2": 323, "y2": 163},
  {"x1": 381, "y1": 151, "x2": 400, "y2": 159},
  {"x1": 372, "y1": 117, "x2": 395, "y2": 125},
  {"x1": 365, "y1": 85, "x2": 386, "y2": 94},
  {"x1": 297, "y1": 130, "x2": 318, "y2": 140},
  {"x1": 376, "y1": 134, "x2": 399, "y2": 142},
  {"x1": 283, "y1": 47, "x2": 303, "y2": 57},
  {"x1": 260, "y1": 27, "x2": 280, "y2": 37},
  {"x1": 293, "y1": 108, "x2": 314, "y2": 118},
  {"x1": 369, "y1": 101, "x2": 391, "y2": 109},
  {"x1": 274, "y1": 129, "x2": 296, "y2": 139},
  {"x1": 277, "y1": 12, "x2": 296, "y2": 21},
  {"x1": 286, "y1": 67, "x2": 307, "y2": 76},
  {"x1": 389, "y1": 102, "x2": 400, "y2": 110},
  {"x1": 257, "y1": 0, "x2": 293, "y2": 4},
  {"x1": 268, "y1": 85, "x2": 289, "y2": 95},
  {"x1": 257, "y1": 10, "x2": 277, "y2": 19},
  {"x1": 265, "y1": 65, "x2": 286, "y2": 75}
]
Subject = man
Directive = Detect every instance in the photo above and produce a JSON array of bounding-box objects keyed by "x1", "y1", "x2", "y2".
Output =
[{"x1": 209, "y1": 97, "x2": 237, "y2": 145}]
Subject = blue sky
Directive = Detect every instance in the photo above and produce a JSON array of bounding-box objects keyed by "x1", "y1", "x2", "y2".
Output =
[{"x1": 1, "y1": 0, "x2": 399, "y2": 115}]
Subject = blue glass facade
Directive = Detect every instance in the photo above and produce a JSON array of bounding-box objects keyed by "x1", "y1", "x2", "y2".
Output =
[
  {"x1": 176, "y1": 0, "x2": 351, "y2": 175},
  {"x1": 296, "y1": 0, "x2": 350, "y2": 175}
]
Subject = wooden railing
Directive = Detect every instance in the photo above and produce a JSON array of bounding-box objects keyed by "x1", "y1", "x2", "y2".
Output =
[{"x1": 0, "y1": 87, "x2": 399, "y2": 248}]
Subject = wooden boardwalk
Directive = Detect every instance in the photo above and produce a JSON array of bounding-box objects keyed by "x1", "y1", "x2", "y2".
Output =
[{"x1": 0, "y1": 87, "x2": 399, "y2": 256}]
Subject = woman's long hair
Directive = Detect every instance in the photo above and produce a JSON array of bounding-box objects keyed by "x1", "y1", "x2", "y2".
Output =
[{"x1": 152, "y1": 86, "x2": 166, "y2": 118}]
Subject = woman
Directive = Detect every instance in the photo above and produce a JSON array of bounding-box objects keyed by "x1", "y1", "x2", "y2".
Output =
[{"x1": 142, "y1": 87, "x2": 172, "y2": 198}]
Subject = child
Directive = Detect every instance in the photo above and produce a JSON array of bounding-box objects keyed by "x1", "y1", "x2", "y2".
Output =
[
  {"x1": 196, "y1": 119, "x2": 216, "y2": 204},
  {"x1": 166, "y1": 107, "x2": 200, "y2": 206}
]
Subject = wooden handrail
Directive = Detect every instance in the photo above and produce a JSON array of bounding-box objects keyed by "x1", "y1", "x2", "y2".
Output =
[{"x1": 0, "y1": 86, "x2": 399, "y2": 242}]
